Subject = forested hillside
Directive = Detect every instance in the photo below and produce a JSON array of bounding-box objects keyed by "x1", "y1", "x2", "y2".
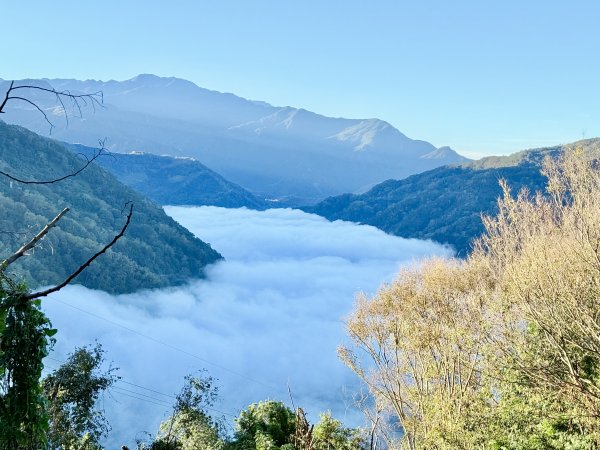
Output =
[
  {"x1": 67, "y1": 144, "x2": 269, "y2": 209},
  {"x1": 307, "y1": 139, "x2": 600, "y2": 255},
  {"x1": 0, "y1": 121, "x2": 222, "y2": 293}
]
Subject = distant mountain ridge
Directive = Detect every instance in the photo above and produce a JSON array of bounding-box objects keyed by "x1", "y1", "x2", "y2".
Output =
[
  {"x1": 305, "y1": 139, "x2": 600, "y2": 255},
  {"x1": 0, "y1": 121, "x2": 222, "y2": 293},
  {"x1": 0, "y1": 75, "x2": 469, "y2": 205},
  {"x1": 66, "y1": 144, "x2": 269, "y2": 209}
]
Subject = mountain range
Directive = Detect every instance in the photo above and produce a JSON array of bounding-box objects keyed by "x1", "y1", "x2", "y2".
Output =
[
  {"x1": 3, "y1": 74, "x2": 590, "y2": 273},
  {"x1": 0, "y1": 75, "x2": 468, "y2": 205}
]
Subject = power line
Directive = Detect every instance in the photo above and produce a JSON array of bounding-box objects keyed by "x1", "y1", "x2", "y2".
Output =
[
  {"x1": 45, "y1": 355, "x2": 239, "y2": 418},
  {"x1": 109, "y1": 388, "x2": 173, "y2": 409},
  {"x1": 110, "y1": 386, "x2": 173, "y2": 405},
  {"x1": 119, "y1": 379, "x2": 176, "y2": 400},
  {"x1": 52, "y1": 298, "x2": 283, "y2": 393}
]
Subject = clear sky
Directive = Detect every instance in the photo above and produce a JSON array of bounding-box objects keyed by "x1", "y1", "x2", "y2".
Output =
[{"x1": 3, "y1": 0, "x2": 600, "y2": 158}]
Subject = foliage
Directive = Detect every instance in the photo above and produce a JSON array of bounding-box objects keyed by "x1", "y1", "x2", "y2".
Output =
[
  {"x1": 0, "y1": 279, "x2": 55, "y2": 450},
  {"x1": 312, "y1": 412, "x2": 363, "y2": 450},
  {"x1": 231, "y1": 401, "x2": 296, "y2": 450},
  {"x1": 228, "y1": 402, "x2": 364, "y2": 450},
  {"x1": 476, "y1": 151, "x2": 600, "y2": 435},
  {"x1": 340, "y1": 150, "x2": 600, "y2": 448},
  {"x1": 145, "y1": 372, "x2": 225, "y2": 450},
  {"x1": 42, "y1": 343, "x2": 118, "y2": 450},
  {"x1": 339, "y1": 258, "x2": 494, "y2": 449},
  {"x1": 0, "y1": 121, "x2": 222, "y2": 294},
  {"x1": 484, "y1": 373, "x2": 595, "y2": 450}
]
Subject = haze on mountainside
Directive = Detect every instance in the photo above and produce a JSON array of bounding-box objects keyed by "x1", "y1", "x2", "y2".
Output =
[
  {"x1": 66, "y1": 143, "x2": 269, "y2": 210},
  {"x1": 0, "y1": 75, "x2": 468, "y2": 205},
  {"x1": 307, "y1": 138, "x2": 600, "y2": 255}
]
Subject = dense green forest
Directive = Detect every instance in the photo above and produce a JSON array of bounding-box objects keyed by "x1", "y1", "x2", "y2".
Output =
[
  {"x1": 0, "y1": 121, "x2": 222, "y2": 293},
  {"x1": 66, "y1": 143, "x2": 269, "y2": 210},
  {"x1": 306, "y1": 139, "x2": 600, "y2": 255}
]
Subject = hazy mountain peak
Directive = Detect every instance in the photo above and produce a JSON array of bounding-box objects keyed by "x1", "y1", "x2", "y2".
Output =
[
  {"x1": 131, "y1": 73, "x2": 161, "y2": 82},
  {"x1": 229, "y1": 106, "x2": 301, "y2": 134},
  {"x1": 421, "y1": 145, "x2": 470, "y2": 162},
  {"x1": 329, "y1": 119, "x2": 395, "y2": 151}
]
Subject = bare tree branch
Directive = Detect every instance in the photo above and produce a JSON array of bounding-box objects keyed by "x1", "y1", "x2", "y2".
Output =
[
  {"x1": 0, "y1": 81, "x2": 104, "y2": 128},
  {"x1": 0, "y1": 144, "x2": 110, "y2": 185},
  {"x1": 0, "y1": 81, "x2": 106, "y2": 184},
  {"x1": 0, "y1": 208, "x2": 70, "y2": 271},
  {"x1": 25, "y1": 204, "x2": 134, "y2": 300},
  {"x1": 3, "y1": 95, "x2": 55, "y2": 131}
]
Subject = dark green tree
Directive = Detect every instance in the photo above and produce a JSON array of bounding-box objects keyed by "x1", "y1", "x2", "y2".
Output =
[
  {"x1": 144, "y1": 372, "x2": 225, "y2": 450},
  {"x1": 42, "y1": 344, "x2": 118, "y2": 450},
  {"x1": 0, "y1": 280, "x2": 56, "y2": 450},
  {"x1": 230, "y1": 401, "x2": 296, "y2": 450}
]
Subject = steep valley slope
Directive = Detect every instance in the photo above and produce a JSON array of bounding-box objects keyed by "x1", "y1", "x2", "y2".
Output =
[{"x1": 0, "y1": 121, "x2": 222, "y2": 294}]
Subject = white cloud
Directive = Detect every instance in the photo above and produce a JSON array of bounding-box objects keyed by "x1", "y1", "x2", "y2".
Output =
[{"x1": 42, "y1": 206, "x2": 451, "y2": 447}]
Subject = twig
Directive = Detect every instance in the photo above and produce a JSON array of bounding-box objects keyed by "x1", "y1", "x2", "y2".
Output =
[
  {"x1": 25, "y1": 204, "x2": 134, "y2": 300},
  {"x1": 0, "y1": 81, "x2": 106, "y2": 184},
  {"x1": 0, "y1": 147, "x2": 109, "y2": 185},
  {"x1": 0, "y1": 208, "x2": 69, "y2": 271}
]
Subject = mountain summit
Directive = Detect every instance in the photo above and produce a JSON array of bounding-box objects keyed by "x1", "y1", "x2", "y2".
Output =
[{"x1": 0, "y1": 75, "x2": 468, "y2": 205}]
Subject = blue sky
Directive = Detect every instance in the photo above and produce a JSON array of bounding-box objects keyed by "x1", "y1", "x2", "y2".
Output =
[{"x1": 3, "y1": 1, "x2": 599, "y2": 157}]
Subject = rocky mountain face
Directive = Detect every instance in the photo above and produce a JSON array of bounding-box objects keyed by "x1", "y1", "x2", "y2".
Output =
[{"x1": 0, "y1": 75, "x2": 468, "y2": 205}]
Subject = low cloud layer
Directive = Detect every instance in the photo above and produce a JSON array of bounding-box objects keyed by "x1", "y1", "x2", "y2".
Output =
[{"x1": 42, "y1": 207, "x2": 451, "y2": 447}]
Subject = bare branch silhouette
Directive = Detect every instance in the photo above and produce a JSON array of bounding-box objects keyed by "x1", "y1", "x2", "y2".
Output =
[
  {"x1": 0, "y1": 83, "x2": 135, "y2": 302},
  {"x1": 25, "y1": 203, "x2": 134, "y2": 300},
  {"x1": 0, "y1": 208, "x2": 70, "y2": 271},
  {"x1": 0, "y1": 81, "x2": 106, "y2": 184},
  {"x1": 0, "y1": 139, "x2": 111, "y2": 185},
  {"x1": 0, "y1": 80, "x2": 104, "y2": 132}
]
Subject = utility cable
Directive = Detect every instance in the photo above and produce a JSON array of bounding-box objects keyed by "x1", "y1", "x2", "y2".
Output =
[{"x1": 52, "y1": 298, "x2": 283, "y2": 394}]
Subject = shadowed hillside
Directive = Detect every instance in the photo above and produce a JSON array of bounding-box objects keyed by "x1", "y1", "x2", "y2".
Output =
[{"x1": 0, "y1": 121, "x2": 222, "y2": 293}]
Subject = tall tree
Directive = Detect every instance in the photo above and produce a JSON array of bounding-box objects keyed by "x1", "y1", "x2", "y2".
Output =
[
  {"x1": 147, "y1": 372, "x2": 225, "y2": 450},
  {"x1": 0, "y1": 284, "x2": 56, "y2": 450},
  {"x1": 43, "y1": 344, "x2": 118, "y2": 450}
]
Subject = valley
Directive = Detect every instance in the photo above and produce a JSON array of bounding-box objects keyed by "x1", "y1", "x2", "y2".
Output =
[
  {"x1": 42, "y1": 206, "x2": 450, "y2": 447},
  {"x1": 1, "y1": 66, "x2": 598, "y2": 448}
]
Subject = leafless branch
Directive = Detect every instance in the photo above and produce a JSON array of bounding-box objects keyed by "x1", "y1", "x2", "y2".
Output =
[
  {"x1": 0, "y1": 208, "x2": 69, "y2": 271},
  {"x1": 0, "y1": 80, "x2": 104, "y2": 131},
  {"x1": 0, "y1": 144, "x2": 110, "y2": 185},
  {"x1": 0, "y1": 81, "x2": 107, "y2": 184},
  {"x1": 25, "y1": 203, "x2": 134, "y2": 300}
]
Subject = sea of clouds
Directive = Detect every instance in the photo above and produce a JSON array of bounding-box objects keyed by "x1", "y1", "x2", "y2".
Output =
[{"x1": 42, "y1": 206, "x2": 451, "y2": 447}]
